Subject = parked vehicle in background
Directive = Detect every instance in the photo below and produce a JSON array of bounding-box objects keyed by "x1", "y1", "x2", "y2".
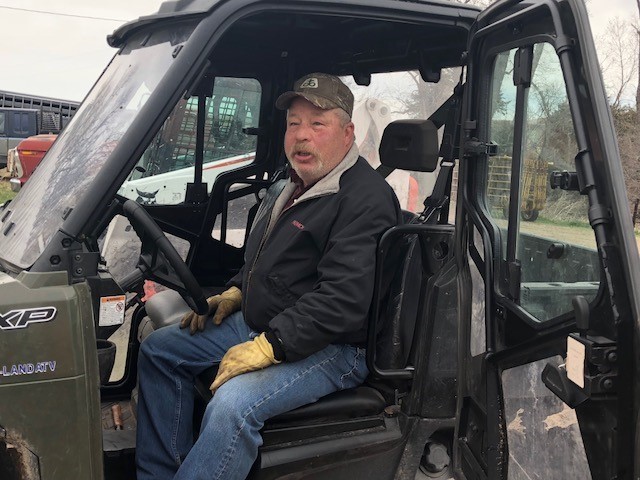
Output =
[
  {"x1": 0, "y1": 91, "x2": 79, "y2": 168},
  {"x1": 488, "y1": 155, "x2": 548, "y2": 221},
  {"x1": 9, "y1": 134, "x2": 57, "y2": 192},
  {"x1": 0, "y1": 108, "x2": 38, "y2": 169},
  {"x1": 118, "y1": 93, "x2": 418, "y2": 208}
]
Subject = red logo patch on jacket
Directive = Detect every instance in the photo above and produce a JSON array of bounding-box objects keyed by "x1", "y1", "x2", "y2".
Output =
[{"x1": 292, "y1": 220, "x2": 305, "y2": 230}]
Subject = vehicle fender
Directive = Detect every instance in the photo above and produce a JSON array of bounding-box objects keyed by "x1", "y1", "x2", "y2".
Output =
[{"x1": 0, "y1": 271, "x2": 103, "y2": 480}]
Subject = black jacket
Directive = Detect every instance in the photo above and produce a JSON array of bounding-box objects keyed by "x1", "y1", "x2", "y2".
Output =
[{"x1": 229, "y1": 145, "x2": 401, "y2": 362}]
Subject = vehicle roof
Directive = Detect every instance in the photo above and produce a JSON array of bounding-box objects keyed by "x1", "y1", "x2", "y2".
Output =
[
  {"x1": 153, "y1": 0, "x2": 482, "y2": 15},
  {"x1": 109, "y1": 0, "x2": 480, "y2": 47}
]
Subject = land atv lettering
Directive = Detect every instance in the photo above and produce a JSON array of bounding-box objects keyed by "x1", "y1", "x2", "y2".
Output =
[
  {"x1": 0, "y1": 307, "x2": 57, "y2": 330},
  {"x1": 1, "y1": 361, "x2": 57, "y2": 377}
]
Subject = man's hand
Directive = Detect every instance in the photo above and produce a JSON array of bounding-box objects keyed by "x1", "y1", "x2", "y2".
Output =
[
  {"x1": 210, "y1": 333, "x2": 280, "y2": 393},
  {"x1": 180, "y1": 286, "x2": 242, "y2": 334}
]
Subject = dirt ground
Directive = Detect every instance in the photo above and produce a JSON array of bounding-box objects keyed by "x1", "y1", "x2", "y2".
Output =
[
  {"x1": 494, "y1": 216, "x2": 640, "y2": 252},
  {"x1": 520, "y1": 221, "x2": 597, "y2": 249}
]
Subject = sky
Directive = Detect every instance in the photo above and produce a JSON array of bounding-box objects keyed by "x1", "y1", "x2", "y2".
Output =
[
  {"x1": 0, "y1": 0, "x2": 637, "y2": 102},
  {"x1": 0, "y1": 0, "x2": 160, "y2": 101}
]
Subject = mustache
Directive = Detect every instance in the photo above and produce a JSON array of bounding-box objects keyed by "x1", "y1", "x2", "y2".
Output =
[{"x1": 289, "y1": 143, "x2": 318, "y2": 156}]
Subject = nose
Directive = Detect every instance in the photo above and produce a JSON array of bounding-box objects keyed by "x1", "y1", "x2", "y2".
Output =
[{"x1": 294, "y1": 123, "x2": 311, "y2": 142}]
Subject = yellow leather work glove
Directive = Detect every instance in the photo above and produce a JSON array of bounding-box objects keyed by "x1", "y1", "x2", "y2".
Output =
[
  {"x1": 180, "y1": 286, "x2": 242, "y2": 334},
  {"x1": 210, "y1": 333, "x2": 281, "y2": 393}
]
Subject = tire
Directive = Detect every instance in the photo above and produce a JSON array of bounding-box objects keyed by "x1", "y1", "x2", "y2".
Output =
[{"x1": 521, "y1": 209, "x2": 539, "y2": 221}]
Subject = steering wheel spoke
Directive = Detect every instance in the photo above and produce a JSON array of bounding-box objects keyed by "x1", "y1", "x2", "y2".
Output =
[{"x1": 120, "y1": 199, "x2": 208, "y2": 314}]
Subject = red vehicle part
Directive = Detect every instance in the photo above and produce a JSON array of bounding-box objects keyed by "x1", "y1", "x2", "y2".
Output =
[{"x1": 10, "y1": 134, "x2": 56, "y2": 191}]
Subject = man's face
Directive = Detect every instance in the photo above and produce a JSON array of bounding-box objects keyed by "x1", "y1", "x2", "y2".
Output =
[{"x1": 284, "y1": 97, "x2": 354, "y2": 186}]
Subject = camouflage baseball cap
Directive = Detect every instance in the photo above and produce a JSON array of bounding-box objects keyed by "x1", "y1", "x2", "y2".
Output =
[{"x1": 275, "y1": 73, "x2": 354, "y2": 117}]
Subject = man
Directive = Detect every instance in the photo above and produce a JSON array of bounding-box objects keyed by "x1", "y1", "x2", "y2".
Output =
[{"x1": 136, "y1": 73, "x2": 401, "y2": 480}]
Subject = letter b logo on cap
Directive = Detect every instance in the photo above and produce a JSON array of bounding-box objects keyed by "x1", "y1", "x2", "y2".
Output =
[{"x1": 299, "y1": 78, "x2": 318, "y2": 89}]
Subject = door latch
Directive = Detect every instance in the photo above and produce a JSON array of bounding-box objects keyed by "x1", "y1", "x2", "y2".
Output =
[{"x1": 541, "y1": 296, "x2": 617, "y2": 408}]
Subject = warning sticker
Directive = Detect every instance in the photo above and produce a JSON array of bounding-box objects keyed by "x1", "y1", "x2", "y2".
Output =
[
  {"x1": 566, "y1": 336, "x2": 585, "y2": 389},
  {"x1": 99, "y1": 295, "x2": 126, "y2": 327}
]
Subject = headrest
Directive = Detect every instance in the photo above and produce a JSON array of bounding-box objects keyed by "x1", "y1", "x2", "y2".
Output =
[{"x1": 379, "y1": 120, "x2": 439, "y2": 172}]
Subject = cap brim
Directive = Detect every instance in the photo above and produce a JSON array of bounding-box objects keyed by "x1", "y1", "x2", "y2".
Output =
[{"x1": 275, "y1": 91, "x2": 342, "y2": 112}]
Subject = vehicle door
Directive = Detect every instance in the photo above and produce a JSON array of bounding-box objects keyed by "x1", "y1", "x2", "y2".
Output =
[{"x1": 456, "y1": 0, "x2": 640, "y2": 479}]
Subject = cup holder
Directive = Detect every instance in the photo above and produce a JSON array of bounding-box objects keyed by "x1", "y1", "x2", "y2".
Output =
[{"x1": 97, "y1": 339, "x2": 116, "y2": 385}]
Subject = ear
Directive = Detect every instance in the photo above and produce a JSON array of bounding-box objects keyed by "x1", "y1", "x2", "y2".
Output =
[{"x1": 344, "y1": 121, "x2": 355, "y2": 145}]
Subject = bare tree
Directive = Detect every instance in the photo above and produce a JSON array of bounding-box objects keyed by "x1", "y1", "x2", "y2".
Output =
[
  {"x1": 613, "y1": 107, "x2": 640, "y2": 214},
  {"x1": 390, "y1": 69, "x2": 462, "y2": 119},
  {"x1": 598, "y1": 17, "x2": 638, "y2": 109},
  {"x1": 603, "y1": 6, "x2": 640, "y2": 217}
]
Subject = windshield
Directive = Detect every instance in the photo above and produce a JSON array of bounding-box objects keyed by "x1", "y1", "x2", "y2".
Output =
[{"x1": 0, "y1": 20, "x2": 197, "y2": 270}]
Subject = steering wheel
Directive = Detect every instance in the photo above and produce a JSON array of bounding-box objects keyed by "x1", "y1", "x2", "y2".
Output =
[{"x1": 119, "y1": 199, "x2": 208, "y2": 314}]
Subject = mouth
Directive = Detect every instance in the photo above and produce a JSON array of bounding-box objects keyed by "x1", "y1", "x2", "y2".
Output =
[{"x1": 293, "y1": 150, "x2": 314, "y2": 162}]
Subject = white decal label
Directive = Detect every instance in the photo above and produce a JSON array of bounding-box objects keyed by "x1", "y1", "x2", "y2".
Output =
[
  {"x1": 566, "y1": 336, "x2": 585, "y2": 388},
  {"x1": 0, "y1": 307, "x2": 56, "y2": 330},
  {"x1": 99, "y1": 295, "x2": 126, "y2": 327},
  {"x1": 299, "y1": 78, "x2": 318, "y2": 88}
]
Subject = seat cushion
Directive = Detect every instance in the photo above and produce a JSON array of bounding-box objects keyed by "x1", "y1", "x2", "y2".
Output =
[
  {"x1": 194, "y1": 370, "x2": 386, "y2": 424},
  {"x1": 270, "y1": 386, "x2": 386, "y2": 423}
]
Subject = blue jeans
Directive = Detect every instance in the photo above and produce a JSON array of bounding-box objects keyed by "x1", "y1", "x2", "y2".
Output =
[{"x1": 136, "y1": 311, "x2": 369, "y2": 480}]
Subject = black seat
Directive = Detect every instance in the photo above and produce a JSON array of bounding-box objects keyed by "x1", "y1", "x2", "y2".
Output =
[{"x1": 142, "y1": 119, "x2": 442, "y2": 421}]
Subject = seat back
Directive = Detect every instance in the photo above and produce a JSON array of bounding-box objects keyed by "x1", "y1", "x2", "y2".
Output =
[
  {"x1": 374, "y1": 233, "x2": 422, "y2": 370},
  {"x1": 372, "y1": 119, "x2": 446, "y2": 372},
  {"x1": 378, "y1": 119, "x2": 440, "y2": 173}
]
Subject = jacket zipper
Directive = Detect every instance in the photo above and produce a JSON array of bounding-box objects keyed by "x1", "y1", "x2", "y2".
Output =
[
  {"x1": 245, "y1": 206, "x2": 281, "y2": 316},
  {"x1": 243, "y1": 192, "x2": 332, "y2": 317}
]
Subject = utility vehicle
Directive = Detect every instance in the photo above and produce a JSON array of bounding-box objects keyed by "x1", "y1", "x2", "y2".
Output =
[{"x1": 0, "y1": 0, "x2": 638, "y2": 479}]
